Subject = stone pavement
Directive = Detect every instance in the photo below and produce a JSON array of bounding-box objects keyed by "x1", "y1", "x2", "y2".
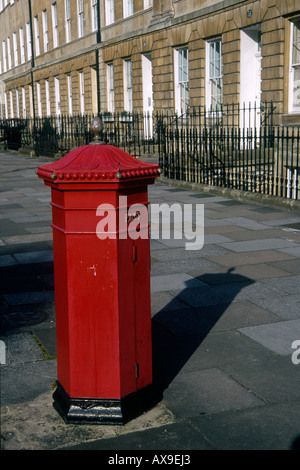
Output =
[{"x1": 1, "y1": 149, "x2": 300, "y2": 451}]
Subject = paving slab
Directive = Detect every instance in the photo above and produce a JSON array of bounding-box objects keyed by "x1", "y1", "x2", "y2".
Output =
[
  {"x1": 162, "y1": 368, "x2": 264, "y2": 419},
  {"x1": 150, "y1": 273, "x2": 207, "y2": 293},
  {"x1": 218, "y1": 238, "x2": 299, "y2": 252},
  {"x1": 223, "y1": 217, "x2": 270, "y2": 230},
  {"x1": 207, "y1": 249, "x2": 297, "y2": 267},
  {"x1": 261, "y1": 275, "x2": 300, "y2": 294},
  {"x1": 189, "y1": 402, "x2": 300, "y2": 450},
  {"x1": 253, "y1": 294, "x2": 300, "y2": 320},
  {"x1": 154, "y1": 301, "x2": 282, "y2": 336},
  {"x1": 3, "y1": 291, "x2": 55, "y2": 306},
  {"x1": 239, "y1": 319, "x2": 300, "y2": 355},
  {"x1": 222, "y1": 355, "x2": 300, "y2": 404},
  {"x1": 1, "y1": 332, "x2": 45, "y2": 365},
  {"x1": 13, "y1": 250, "x2": 54, "y2": 264},
  {"x1": 152, "y1": 328, "x2": 277, "y2": 380},
  {"x1": 269, "y1": 258, "x2": 300, "y2": 275},
  {"x1": 0, "y1": 255, "x2": 18, "y2": 267},
  {"x1": 279, "y1": 246, "x2": 300, "y2": 257},
  {"x1": 0, "y1": 359, "x2": 57, "y2": 407},
  {"x1": 150, "y1": 257, "x2": 223, "y2": 276}
]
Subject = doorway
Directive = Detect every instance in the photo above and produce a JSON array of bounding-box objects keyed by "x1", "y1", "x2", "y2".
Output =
[
  {"x1": 240, "y1": 24, "x2": 262, "y2": 130},
  {"x1": 142, "y1": 53, "x2": 153, "y2": 139}
]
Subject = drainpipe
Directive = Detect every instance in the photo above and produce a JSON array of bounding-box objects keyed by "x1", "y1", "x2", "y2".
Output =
[
  {"x1": 28, "y1": 0, "x2": 36, "y2": 125},
  {"x1": 96, "y1": 0, "x2": 101, "y2": 115}
]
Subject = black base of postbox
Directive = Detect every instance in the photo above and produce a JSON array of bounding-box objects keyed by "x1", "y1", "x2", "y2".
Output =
[{"x1": 53, "y1": 381, "x2": 162, "y2": 425}]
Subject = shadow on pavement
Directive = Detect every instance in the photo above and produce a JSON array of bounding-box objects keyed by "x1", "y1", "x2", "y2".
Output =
[{"x1": 151, "y1": 267, "x2": 255, "y2": 395}]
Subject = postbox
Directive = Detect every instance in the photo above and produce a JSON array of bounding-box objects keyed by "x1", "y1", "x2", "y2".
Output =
[{"x1": 37, "y1": 117, "x2": 161, "y2": 424}]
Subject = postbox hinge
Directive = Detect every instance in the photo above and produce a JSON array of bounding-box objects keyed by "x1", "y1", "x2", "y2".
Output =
[
  {"x1": 135, "y1": 362, "x2": 140, "y2": 378},
  {"x1": 132, "y1": 246, "x2": 137, "y2": 262}
]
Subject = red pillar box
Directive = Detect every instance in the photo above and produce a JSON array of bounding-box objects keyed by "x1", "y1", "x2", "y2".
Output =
[{"x1": 37, "y1": 118, "x2": 161, "y2": 424}]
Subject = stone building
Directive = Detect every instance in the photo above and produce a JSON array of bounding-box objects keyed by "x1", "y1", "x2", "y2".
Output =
[{"x1": 0, "y1": 0, "x2": 299, "y2": 125}]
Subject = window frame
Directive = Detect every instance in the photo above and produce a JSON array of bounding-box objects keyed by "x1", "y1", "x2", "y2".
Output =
[
  {"x1": 42, "y1": 9, "x2": 49, "y2": 53},
  {"x1": 7, "y1": 37, "x2": 11, "y2": 70},
  {"x1": 91, "y1": 0, "x2": 98, "y2": 32},
  {"x1": 45, "y1": 79, "x2": 51, "y2": 116},
  {"x1": 123, "y1": 59, "x2": 133, "y2": 113},
  {"x1": 123, "y1": 0, "x2": 133, "y2": 18},
  {"x1": 78, "y1": 0, "x2": 84, "y2": 38},
  {"x1": 79, "y1": 71, "x2": 85, "y2": 115},
  {"x1": 174, "y1": 46, "x2": 189, "y2": 115},
  {"x1": 54, "y1": 76, "x2": 60, "y2": 116},
  {"x1": 19, "y1": 27, "x2": 25, "y2": 64},
  {"x1": 12, "y1": 31, "x2": 18, "y2": 67},
  {"x1": 22, "y1": 87, "x2": 26, "y2": 118},
  {"x1": 206, "y1": 38, "x2": 223, "y2": 112},
  {"x1": 106, "y1": 62, "x2": 115, "y2": 112},
  {"x1": 26, "y1": 22, "x2": 32, "y2": 61},
  {"x1": 2, "y1": 40, "x2": 7, "y2": 73},
  {"x1": 34, "y1": 15, "x2": 40, "y2": 56},
  {"x1": 36, "y1": 81, "x2": 42, "y2": 117},
  {"x1": 289, "y1": 19, "x2": 300, "y2": 113},
  {"x1": 67, "y1": 75, "x2": 73, "y2": 115},
  {"x1": 52, "y1": 2, "x2": 59, "y2": 48},
  {"x1": 65, "y1": 0, "x2": 71, "y2": 43},
  {"x1": 105, "y1": 0, "x2": 114, "y2": 26}
]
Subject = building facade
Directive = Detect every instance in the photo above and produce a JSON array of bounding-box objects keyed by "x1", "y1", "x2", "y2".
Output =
[{"x1": 0, "y1": 0, "x2": 299, "y2": 125}]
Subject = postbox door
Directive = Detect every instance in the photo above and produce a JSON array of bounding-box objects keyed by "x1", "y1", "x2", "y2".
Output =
[
  {"x1": 118, "y1": 234, "x2": 152, "y2": 397},
  {"x1": 132, "y1": 236, "x2": 152, "y2": 391}
]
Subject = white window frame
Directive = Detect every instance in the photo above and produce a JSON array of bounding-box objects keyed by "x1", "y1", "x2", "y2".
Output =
[
  {"x1": 206, "y1": 38, "x2": 223, "y2": 111},
  {"x1": 52, "y1": 2, "x2": 59, "y2": 48},
  {"x1": 123, "y1": 59, "x2": 132, "y2": 112},
  {"x1": 123, "y1": 0, "x2": 133, "y2": 18},
  {"x1": 22, "y1": 86, "x2": 26, "y2": 118},
  {"x1": 105, "y1": 0, "x2": 114, "y2": 25},
  {"x1": 42, "y1": 9, "x2": 49, "y2": 53},
  {"x1": 174, "y1": 47, "x2": 189, "y2": 115},
  {"x1": 9, "y1": 90, "x2": 13, "y2": 118},
  {"x1": 107, "y1": 63, "x2": 114, "y2": 112},
  {"x1": 15, "y1": 88, "x2": 19, "y2": 118},
  {"x1": 19, "y1": 27, "x2": 25, "y2": 64},
  {"x1": 2, "y1": 40, "x2": 7, "y2": 73},
  {"x1": 65, "y1": 0, "x2": 71, "y2": 43},
  {"x1": 4, "y1": 92, "x2": 8, "y2": 119},
  {"x1": 78, "y1": 0, "x2": 84, "y2": 38},
  {"x1": 79, "y1": 71, "x2": 85, "y2": 114},
  {"x1": 12, "y1": 32, "x2": 18, "y2": 67},
  {"x1": 54, "y1": 76, "x2": 60, "y2": 116},
  {"x1": 144, "y1": 0, "x2": 153, "y2": 8},
  {"x1": 7, "y1": 37, "x2": 11, "y2": 70},
  {"x1": 91, "y1": 0, "x2": 98, "y2": 32},
  {"x1": 26, "y1": 22, "x2": 32, "y2": 61},
  {"x1": 289, "y1": 19, "x2": 300, "y2": 113},
  {"x1": 36, "y1": 82, "x2": 42, "y2": 117},
  {"x1": 67, "y1": 75, "x2": 72, "y2": 115},
  {"x1": 34, "y1": 15, "x2": 40, "y2": 56},
  {"x1": 45, "y1": 79, "x2": 51, "y2": 116}
]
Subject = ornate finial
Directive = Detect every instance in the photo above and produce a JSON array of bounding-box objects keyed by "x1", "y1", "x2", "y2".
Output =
[{"x1": 90, "y1": 116, "x2": 104, "y2": 144}]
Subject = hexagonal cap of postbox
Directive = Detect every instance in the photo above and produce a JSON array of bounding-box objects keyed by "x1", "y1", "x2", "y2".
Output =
[{"x1": 36, "y1": 117, "x2": 161, "y2": 186}]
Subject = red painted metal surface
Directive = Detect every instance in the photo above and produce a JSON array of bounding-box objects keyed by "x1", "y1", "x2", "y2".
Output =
[{"x1": 37, "y1": 143, "x2": 160, "y2": 402}]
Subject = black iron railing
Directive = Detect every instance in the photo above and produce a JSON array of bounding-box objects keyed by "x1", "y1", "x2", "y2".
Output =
[{"x1": 1, "y1": 103, "x2": 300, "y2": 200}]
